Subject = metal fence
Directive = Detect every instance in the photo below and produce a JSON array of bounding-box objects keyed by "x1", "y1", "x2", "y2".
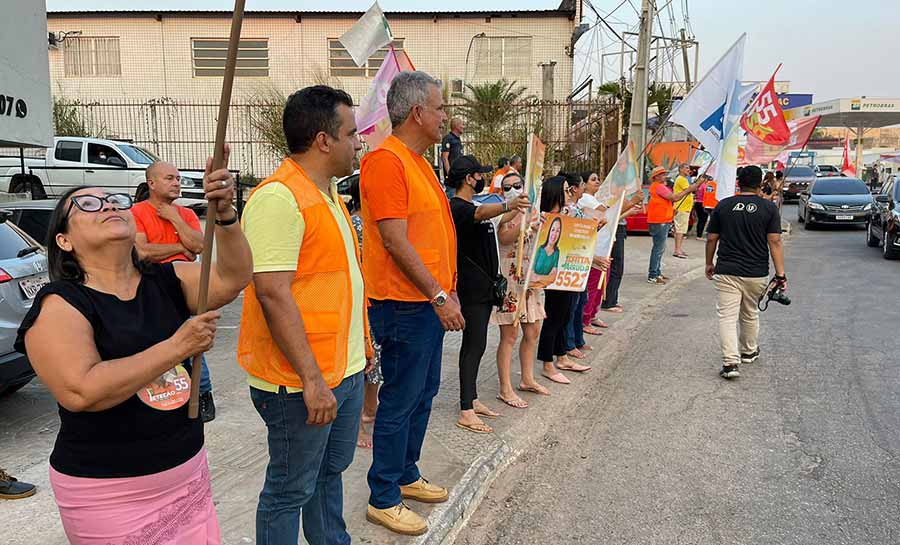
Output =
[{"x1": 2, "y1": 98, "x2": 625, "y2": 181}]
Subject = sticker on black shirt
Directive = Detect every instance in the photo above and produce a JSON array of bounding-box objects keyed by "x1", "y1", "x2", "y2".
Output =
[{"x1": 137, "y1": 365, "x2": 191, "y2": 411}]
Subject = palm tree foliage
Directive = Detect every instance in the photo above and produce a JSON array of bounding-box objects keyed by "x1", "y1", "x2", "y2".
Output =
[{"x1": 454, "y1": 79, "x2": 536, "y2": 166}]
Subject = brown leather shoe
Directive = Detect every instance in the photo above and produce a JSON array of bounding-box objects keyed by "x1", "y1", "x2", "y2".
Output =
[
  {"x1": 400, "y1": 477, "x2": 449, "y2": 503},
  {"x1": 366, "y1": 503, "x2": 427, "y2": 536}
]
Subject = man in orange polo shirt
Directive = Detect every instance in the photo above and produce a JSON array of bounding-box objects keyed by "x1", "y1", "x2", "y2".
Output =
[
  {"x1": 131, "y1": 161, "x2": 215, "y2": 422},
  {"x1": 360, "y1": 71, "x2": 464, "y2": 536},
  {"x1": 646, "y1": 166, "x2": 701, "y2": 284}
]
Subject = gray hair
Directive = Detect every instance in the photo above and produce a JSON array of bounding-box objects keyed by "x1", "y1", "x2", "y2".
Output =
[
  {"x1": 678, "y1": 162, "x2": 691, "y2": 170},
  {"x1": 387, "y1": 71, "x2": 442, "y2": 128}
]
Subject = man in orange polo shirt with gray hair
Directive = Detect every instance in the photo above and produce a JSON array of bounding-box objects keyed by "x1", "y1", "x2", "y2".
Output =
[{"x1": 361, "y1": 71, "x2": 465, "y2": 536}]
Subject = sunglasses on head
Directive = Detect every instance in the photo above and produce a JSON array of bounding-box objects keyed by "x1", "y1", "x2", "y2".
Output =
[
  {"x1": 65, "y1": 193, "x2": 133, "y2": 221},
  {"x1": 502, "y1": 183, "x2": 524, "y2": 192}
]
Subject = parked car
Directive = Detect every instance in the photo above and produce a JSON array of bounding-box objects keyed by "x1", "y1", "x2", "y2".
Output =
[
  {"x1": 0, "y1": 137, "x2": 206, "y2": 210},
  {"x1": 866, "y1": 176, "x2": 900, "y2": 259},
  {"x1": 625, "y1": 184, "x2": 696, "y2": 234},
  {"x1": 797, "y1": 177, "x2": 873, "y2": 229},
  {"x1": 0, "y1": 199, "x2": 57, "y2": 246},
  {"x1": 814, "y1": 164, "x2": 840, "y2": 177},
  {"x1": 0, "y1": 210, "x2": 49, "y2": 396},
  {"x1": 782, "y1": 165, "x2": 817, "y2": 201}
]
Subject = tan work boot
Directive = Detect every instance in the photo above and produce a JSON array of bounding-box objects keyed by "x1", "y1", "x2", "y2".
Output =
[
  {"x1": 400, "y1": 477, "x2": 449, "y2": 503},
  {"x1": 366, "y1": 502, "x2": 427, "y2": 536}
]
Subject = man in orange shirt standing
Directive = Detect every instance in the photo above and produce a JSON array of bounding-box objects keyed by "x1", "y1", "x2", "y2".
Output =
[
  {"x1": 361, "y1": 71, "x2": 465, "y2": 536},
  {"x1": 645, "y1": 166, "x2": 701, "y2": 285},
  {"x1": 131, "y1": 161, "x2": 215, "y2": 422}
]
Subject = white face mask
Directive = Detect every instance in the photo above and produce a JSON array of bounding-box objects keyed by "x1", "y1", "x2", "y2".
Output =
[{"x1": 504, "y1": 187, "x2": 522, "y2": 200}]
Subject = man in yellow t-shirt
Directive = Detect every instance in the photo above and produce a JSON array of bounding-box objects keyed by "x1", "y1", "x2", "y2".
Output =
[
  {"x1": 239, "y1": 86, "x2": 367, "y2": 545},
  {"x1": 672, "y1": 162, "x2": 694, "y2": 258}
]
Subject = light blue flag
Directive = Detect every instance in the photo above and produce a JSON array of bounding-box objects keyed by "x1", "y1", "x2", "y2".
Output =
[
  {"x1": 669, "y1": 34, "x2": 747, "y2": 164},
  {"x1": 714, "y1": 81, "x2": 757, "y2": 199}
]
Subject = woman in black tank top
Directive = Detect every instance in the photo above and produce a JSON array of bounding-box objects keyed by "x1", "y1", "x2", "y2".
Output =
[{"x1": 15, "y1": 158, "x2": 252, "y2": 545}]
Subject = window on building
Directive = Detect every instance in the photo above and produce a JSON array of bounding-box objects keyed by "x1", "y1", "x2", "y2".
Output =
[
  {"x1": 192, "y1": 39, "x2": 269, "y2": 77},
  {"x1": 473, "y1": 36, "x2": 533, "y2": 78},
  {"x1": 328, "y1": 39, "x2": 405, "y2": 77},
  {"x1": 64, "y1": 37, "x2": 122, "y2": 77}
]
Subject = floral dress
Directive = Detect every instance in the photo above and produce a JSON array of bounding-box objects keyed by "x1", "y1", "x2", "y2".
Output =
[
  {"x1": 491, "y1": 213, "x2": 546, "y2": 325},
  {"x1": 351, "y1": 214, "x2": 383, "y2": 385}
]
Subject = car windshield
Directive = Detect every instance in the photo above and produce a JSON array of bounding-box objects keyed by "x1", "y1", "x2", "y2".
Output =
[
  {"x1": 786, "y1": 166, "x2": 814, "y2": 177},
  {"x1": 811, "y1": 179, "x2": 870, "y2": 195},
  {"x1": 0, "y1": 222, "x2": 33, "y2": 260},
  {"x1": 118, "y1": 144, "x2": 159, "y2": 165}
]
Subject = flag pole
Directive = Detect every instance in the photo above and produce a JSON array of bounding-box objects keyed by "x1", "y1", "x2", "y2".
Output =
[
  {"x1": 515, "y1": 134, "x2": 536, "y2": 277},
  {"x1": 187, "y1": 0, "x2": 246, "y2": 420}
]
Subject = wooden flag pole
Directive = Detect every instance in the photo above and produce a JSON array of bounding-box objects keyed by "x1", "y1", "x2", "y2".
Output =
[
  {"x1": 188, "y1": 0, "x2": 246, "y2": 420},
  {"x1": 515, "y1": 135, "x2": 535, "y2": 277}
]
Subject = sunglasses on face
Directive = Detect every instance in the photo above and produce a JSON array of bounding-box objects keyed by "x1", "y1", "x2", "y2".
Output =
[
  {"x1": 502, "y1": 183, "x2": 524, "y2": 192},
  {"x1": 65, "y1": 193, "x2": 133, "y2": 220}
]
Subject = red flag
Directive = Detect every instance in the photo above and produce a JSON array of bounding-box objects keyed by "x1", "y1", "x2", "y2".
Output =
[
  {"x1": 741, "y1": 64, "x2": 791, "y2": 145},
  {"x1": 744, "y1": 115, "x2": 820, "y2": 165},
  {"x1": 841, "y1": 133, "x2": 857, "y2": 176}
]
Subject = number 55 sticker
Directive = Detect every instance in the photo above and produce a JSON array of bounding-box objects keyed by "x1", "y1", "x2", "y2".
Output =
[{"x1": 138, "y1": 365, "x2": 192, "y2": 411}]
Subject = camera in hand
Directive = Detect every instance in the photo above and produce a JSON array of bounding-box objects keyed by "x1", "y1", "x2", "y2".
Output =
[{"x1": 758, "y1": 277, "x2": 790, "y2": 311}]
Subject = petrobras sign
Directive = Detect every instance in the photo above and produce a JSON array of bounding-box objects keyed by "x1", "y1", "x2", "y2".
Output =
[{"x1": 0, "y1": 1, "x2": 53, "y2": 148}]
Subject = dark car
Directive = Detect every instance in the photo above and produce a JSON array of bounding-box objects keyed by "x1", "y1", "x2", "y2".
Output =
[
  {"x1": 782, "y1": 165, "x2": 816, "y2": 201},
  {"x1": 0, "y1": 199, "x2": 56, "y2": 246},
  {"x1": 866, "y1": 176, "x2": 900, "y2": 259},
  {"x1": 797, "y1": 177, "x2": 874, "y2": 229}
]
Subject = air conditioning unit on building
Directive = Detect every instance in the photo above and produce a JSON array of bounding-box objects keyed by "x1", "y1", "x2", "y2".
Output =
[{"x1": 451, "y1": 79, "x2": 465, "y2": 96}]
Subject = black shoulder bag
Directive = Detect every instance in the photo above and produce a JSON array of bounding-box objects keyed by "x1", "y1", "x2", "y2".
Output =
[{"x1": 462, "y1": 254, "x2": 508, "y2": 309}]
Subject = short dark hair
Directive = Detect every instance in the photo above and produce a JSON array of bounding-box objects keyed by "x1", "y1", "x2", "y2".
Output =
[
  {"x1": 348, "y1": 175, "x2": 361, "y2": 213},
  {"x1": 580, "y1": 171, "x2": 595, "y2": 185},
  {"x1": 558, "y1": 171, "x2": 583, "y2": 187},
  {"x1": 541, "y1": 176, "x2": 567, "y2": 212},
  {"x1": 739, "y1": 165, "x2": 763, "y2": 189},
  {"x1": 283, "y1": 85, "x2": 354, "y2": 154},
  {"x1": 497, "y1": 156, "x2": 510, "y2": 169},
  {"x1": 775, "y1": 170, "x2": 784, "y2": 179},
  {"x1": 48, "y1": 186, "x2": 142, "y2": 283},
  {"x1": 501, "y1": 172, "x2": 522, "y2": 185}
]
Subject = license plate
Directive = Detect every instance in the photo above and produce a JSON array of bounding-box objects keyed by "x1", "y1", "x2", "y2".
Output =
[
  {"x1": 19, "y1": 274, "x2": 49, "y2": 299},
  {"x1": 835, "y1": 215, "x2": 854, "y2": 220}
]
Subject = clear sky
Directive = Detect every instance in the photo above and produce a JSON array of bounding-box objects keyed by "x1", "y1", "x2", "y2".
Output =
[{"x1": 46, "y1": 0, "x2": 898, "y2": 102}]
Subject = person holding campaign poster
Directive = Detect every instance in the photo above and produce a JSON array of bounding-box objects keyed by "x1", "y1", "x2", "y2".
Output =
[{"x1": 492, "y1": 172, "x2": 551, "y2": 408}]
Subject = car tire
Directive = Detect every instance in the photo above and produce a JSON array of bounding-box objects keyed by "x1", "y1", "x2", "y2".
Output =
[
  {"x1": 10, "y1": 173, "x2": 46, "y2": 199},
  {"x1": 797, "y1": 208, "x2": 805, "y2": 223},
  {"x1": 867, "y1": 222, "x2": 880, "y2": 247},
  {"x1": 883, "y1": 231, "x2": 900, "y2": 260},
  {"x1": 804, "y1": 214, "x2": 814, "y2": 230}
]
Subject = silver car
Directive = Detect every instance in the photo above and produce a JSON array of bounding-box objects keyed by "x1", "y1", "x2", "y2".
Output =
[{"x1": 0, "y1": 210, "x2": 49, "y2": 395}]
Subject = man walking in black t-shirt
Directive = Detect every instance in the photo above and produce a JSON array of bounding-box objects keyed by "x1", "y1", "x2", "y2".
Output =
[{"x1": 706, "y1": 166, "x2": 787, "y2": 379}]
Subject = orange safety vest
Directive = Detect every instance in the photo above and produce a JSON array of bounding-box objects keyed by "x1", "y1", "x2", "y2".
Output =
[
  {"x1": 647, "y1": 181, "x2": 675, "y2": 224},
  {"x1": 489, "y1": 165, "x2": 512, "y2": 193},
  {"x1": 237, "y1": 158, "x2": 372, "y2": 389},
  {"x1": 703, "y1": 179, "x2": 719, "y2": 209},
  {"x1": 360, "y1": 135, "x2": 458, "y2": 301}
]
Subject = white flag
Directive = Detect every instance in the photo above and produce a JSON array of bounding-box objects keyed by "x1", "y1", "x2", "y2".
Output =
[
  {"x1": 715, "y1": 81, "x2": 756, "y2": 199},
  {"x1": 339, "y1": 2, "x2": 393, "y2": 67},
  {"x1": 669, "y1": 34, "x2": 746, "y2": 161}
]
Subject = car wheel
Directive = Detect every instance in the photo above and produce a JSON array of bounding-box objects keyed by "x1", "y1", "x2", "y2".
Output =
[
  {"x1": 883, "y1": 231, "x2": 900, "y2": 260},
  {"x1": 867, "y1": 222, "x2": 880, "y2": 247},
  {"x1": 804, "y1": 214, "x2": 814, "y2": 230},
  {"x1": 797, "y1": 208, "x2": 805, "y2": 223}
]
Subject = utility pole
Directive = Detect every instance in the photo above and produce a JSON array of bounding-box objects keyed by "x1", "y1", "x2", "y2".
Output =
[
  {"x1": 680, "y1": 28, "x2": 692, "y2": 93},
  {"x1": 628, "y1": 0, "x2": 654, "y2": 178},
  {"x1": 540, "y1": 61, "x2": 556, "y2": 141}
]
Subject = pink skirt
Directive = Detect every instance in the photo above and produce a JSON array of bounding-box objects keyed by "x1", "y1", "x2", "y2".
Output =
[{"x1": 49, "y1": 448, "x2": 220, "y2": 545}]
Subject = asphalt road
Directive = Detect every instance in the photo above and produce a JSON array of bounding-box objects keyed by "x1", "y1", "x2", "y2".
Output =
[{"x1": 453, "y1": 205, "x2": 900, "y2": 545}]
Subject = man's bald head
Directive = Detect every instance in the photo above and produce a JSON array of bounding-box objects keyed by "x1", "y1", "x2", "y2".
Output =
[{"x1": 145, "y1": 161, "x2": 182, "y2": 202}]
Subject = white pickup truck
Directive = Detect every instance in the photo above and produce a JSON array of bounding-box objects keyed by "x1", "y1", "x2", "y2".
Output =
[{"x1": 0, "y1": 136, "x2": 207, "y2": 209}]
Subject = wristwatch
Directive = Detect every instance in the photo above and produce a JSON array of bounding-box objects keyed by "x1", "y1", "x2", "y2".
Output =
[{"x1": 431, "y1": 290, "x2": 448, "y2": 307}]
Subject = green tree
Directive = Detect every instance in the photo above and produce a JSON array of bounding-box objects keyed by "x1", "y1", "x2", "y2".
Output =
[
  {"x1": 247, "y1": 86, "x2": 290, "y2": 159},
  {"x1": 597, "y1": 81, "x2": 675, "y2": 134},
  {"x1": 52, "y1": 97, "x2": 91, "y2": 137},
  {"x1": 455, "y1": 79, "x2": 535, "y2": 165}
]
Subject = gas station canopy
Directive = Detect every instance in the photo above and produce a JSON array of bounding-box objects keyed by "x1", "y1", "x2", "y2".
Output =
[{"x1": 786, "y1": 97, "x2": 900, "y2": 129}]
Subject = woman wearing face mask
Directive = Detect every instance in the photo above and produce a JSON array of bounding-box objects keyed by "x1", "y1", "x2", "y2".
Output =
[
  {"x1": 492, "y1": 172, "x2": 550, "y2": 408},
  {"x1": 448, "y1": 156, "x2": 530, "y2": 433}
]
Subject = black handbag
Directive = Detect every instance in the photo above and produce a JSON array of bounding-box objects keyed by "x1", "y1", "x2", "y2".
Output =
[{"x1": 463, "y1": 254, "x2": 507, "y2": 309}]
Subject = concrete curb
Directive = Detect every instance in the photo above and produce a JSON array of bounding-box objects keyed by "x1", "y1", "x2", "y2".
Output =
[{"x1": 419, "y1": 260, "x2": 709, "y2": 545}]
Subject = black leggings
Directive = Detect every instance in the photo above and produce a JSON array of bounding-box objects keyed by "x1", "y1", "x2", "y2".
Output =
[
  {"x1": 602, "y1": 227, "x2": 626, "y2": 309},
  {"x1": 694, "y1": 202, "x2": 709, "y2": 237},
  {"x1": 459, "y1": 300, "x2": 493, "y2": 411},
  {"x1": 537, "y1": 290, "x2": 575, "y2": 362}
]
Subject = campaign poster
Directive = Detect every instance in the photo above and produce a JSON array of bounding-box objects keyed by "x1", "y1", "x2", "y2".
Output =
[{"x1": 529, "y1": 213, "x2": 598, "y2": 292}]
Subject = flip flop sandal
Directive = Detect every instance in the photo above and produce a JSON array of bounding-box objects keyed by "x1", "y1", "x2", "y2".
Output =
[
  {"x1": 591, "y1": 320, "x2": 610, "y2": 329},
  {"x1": 579, "y1": 344, "x2": 594, "y2": 351},
  {"x1": 566, "y1": 349, "x2": 586, "y2": 359},
  {"x1": 541, "y1": 372, "x2": 571, "y2": 385},
  {"x1": 456, "y1": 421, "x2": 493, "y2": 434},
  {"x1": 496, "y1": 395, "x2": 529, "y2": 409},
  {"x1": 601, "y1": 306, "x2": 624, "y2": 313},
  {"x1": 673, "y1": 253, "x2": 688, "y2": 259},
  {"x1": 558, "y1": 363, "x2": 592, "y2": 373},
  {"x1": 518, "y1": 385, "x2": 551, "y2": 396},
  {"x1": 474, "y1": 408, "x2": 501, "y2": 419},
  {"x1": 583, "y1": 326, "x2": 603, "y2": 336}
]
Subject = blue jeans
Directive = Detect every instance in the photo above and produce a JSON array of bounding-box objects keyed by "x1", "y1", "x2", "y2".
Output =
[
  {"x1": 250, "y1": 371, "x2": 364, "y2": 545},
  {"x1": 565, "y1": 289, "x2": 588, "y2": 351},
  {"x1": 199, "y1": 354, "x2": 212, "y2": 394},
  {"x1": 648, "y1": 222, "x2": 670, "y2": 280},
  {"x1": 366, "y1": 300, "x2": 445, "y2": 509}
]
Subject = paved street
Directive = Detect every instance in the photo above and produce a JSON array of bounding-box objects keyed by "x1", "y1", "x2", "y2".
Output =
[
  {"x1": 453, "y1": 205, "x2": 900, "y2": 545},
  {"x1": 3, "y1": 205, "x2": 899, "y2": 545}
]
